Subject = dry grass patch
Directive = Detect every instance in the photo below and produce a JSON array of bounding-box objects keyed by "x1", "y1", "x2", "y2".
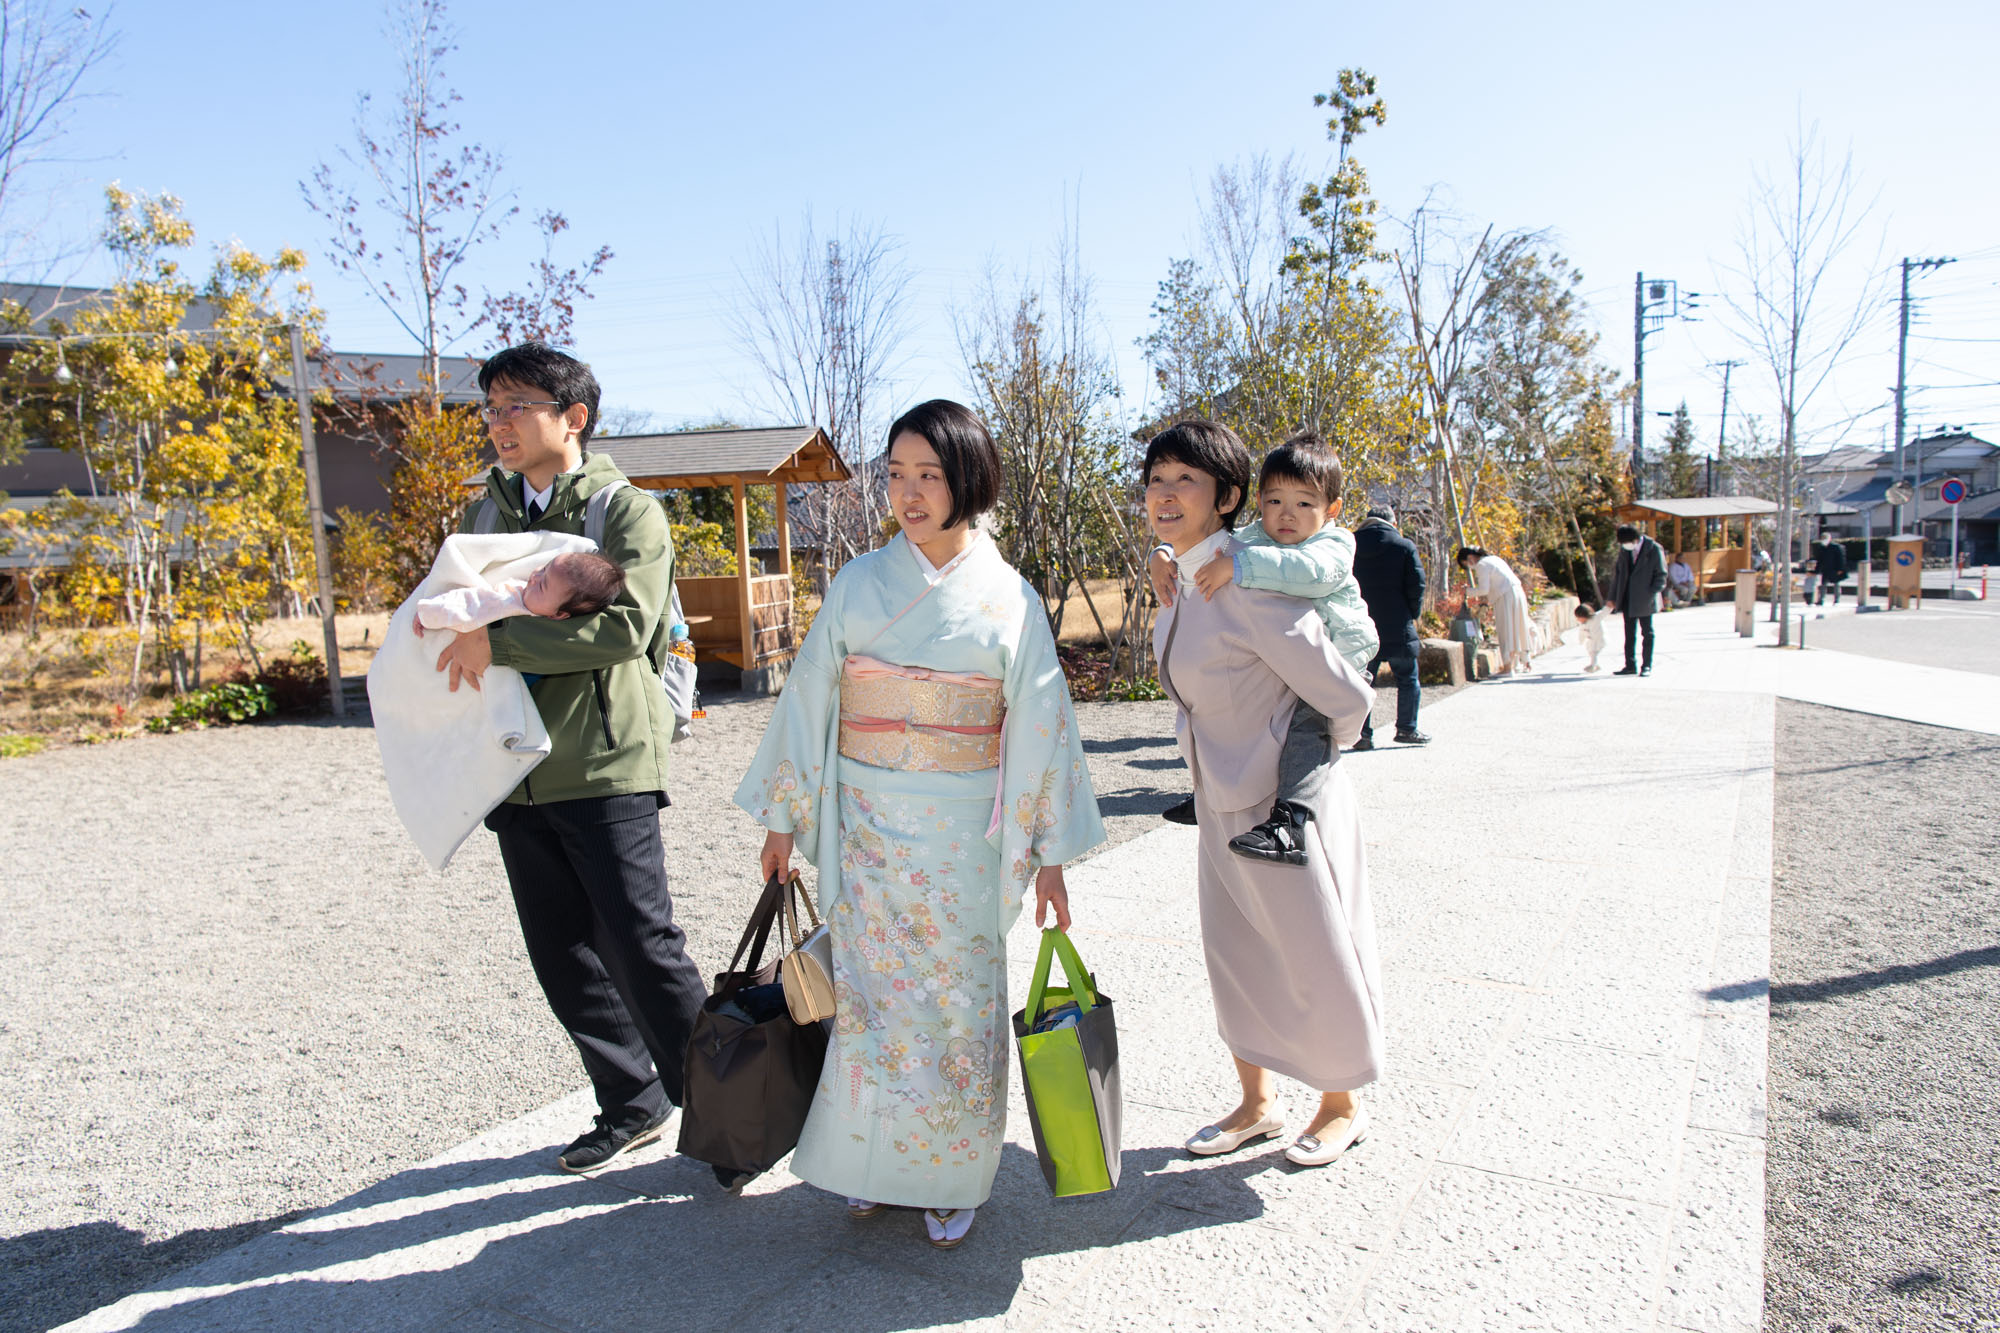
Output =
[
  {"x1": 1055, "y1": 579, "x2": 1138, "y2": 646},
  {"x1": 0, "y1": 612, "x2": 391, "y2": 746}
]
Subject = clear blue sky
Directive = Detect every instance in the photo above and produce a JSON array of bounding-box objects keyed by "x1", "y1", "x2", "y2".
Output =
[{"x1": 30, "y1": 0, "x2": 2000, "y2": 462}]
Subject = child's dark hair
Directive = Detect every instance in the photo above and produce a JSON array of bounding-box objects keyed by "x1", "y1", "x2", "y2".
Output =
[
  {"x1": 478, "y1": 341, "x2": 602, "y2": 444},
  {"x1": 551, "y1": 551, "x2": 626, "y2": 617},
  {"x1": 1260, "y1": 430, "x2": 1342, "y2": 506},
  {"x1": 1574, "y1": 603, "x2": 1596, "y2": 620}
]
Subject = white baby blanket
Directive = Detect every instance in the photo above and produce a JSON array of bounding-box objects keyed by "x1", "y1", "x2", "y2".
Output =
[{"x1": 368, "y1": 531, "x2": 598, "y2": 870}]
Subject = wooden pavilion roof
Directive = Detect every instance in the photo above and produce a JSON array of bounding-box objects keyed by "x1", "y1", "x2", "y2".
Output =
[
  {"x1": 591, "y1": 425, "x2": 848, "y2": 489},
  {"x1": 1613, "y1": 496, "x2": 1777, "y2": 521}
]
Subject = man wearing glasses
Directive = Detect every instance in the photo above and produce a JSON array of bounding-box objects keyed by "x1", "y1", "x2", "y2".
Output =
[{"x1": 431, "y1": 341, "x2": 708, "y2": 1176}]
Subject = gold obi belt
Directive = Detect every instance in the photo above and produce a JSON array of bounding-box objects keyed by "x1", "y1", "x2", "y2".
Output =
[{"x1": 838, "y1": 655, "x2": 1005, "y2": 773}]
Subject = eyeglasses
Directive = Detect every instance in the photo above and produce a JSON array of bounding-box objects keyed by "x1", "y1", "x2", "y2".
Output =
[{"x1": 479, "y1": 401, "x2": 562, "y2": 423}]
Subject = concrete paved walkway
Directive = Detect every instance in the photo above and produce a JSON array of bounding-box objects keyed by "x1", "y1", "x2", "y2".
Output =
[
  {"x1": 1533, "y1": 601, "x2": 2000, "y2": 737},
  {"x1": 62, "y1": 606, "x2": 1869, "y2": 1333}
]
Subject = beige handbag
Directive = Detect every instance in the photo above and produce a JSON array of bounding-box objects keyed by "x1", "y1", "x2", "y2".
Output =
[{"x1": 781, "y1": 870, "x2": 836, "y2": 1024}]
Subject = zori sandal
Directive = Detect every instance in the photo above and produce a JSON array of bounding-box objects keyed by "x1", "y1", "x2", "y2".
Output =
[{"x1": 924, "y1": 1207, "x2": 975, "y2": 1249}]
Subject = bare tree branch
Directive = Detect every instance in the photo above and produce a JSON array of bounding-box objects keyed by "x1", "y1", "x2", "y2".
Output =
[
  {"x1": 481, "y1": 210, "x2": 613, "y2": 348},
  {"x1": 300, "y1": 0, "x2": 517, "y2": 402},
  {"x1": 1719, "y1": 120, "x2": 1886, "y2": 644},
  {"x1": 0, "y1": 0, "x2": 116, "y2": 271},
  {"x1": 728, "y1": 212, "x2": 912, "y2": 569}
]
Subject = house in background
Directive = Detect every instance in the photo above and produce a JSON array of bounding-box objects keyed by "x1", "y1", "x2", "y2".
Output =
[
  {"x1": 268, "y1": 351, "x2": 483, "y2": 515},
  {"x1": 0, "y1": 280, "x2": 482, "y2": 515},
  {"x1": 0, "y1": 282, "x2": 486, "y2": 616},
  {"x1": 1798, "y1": 446, "x2": 1879, "y2": 522},
  {"x1": 1813, "y1": 429, "x2": 2000, "y2": 563}
]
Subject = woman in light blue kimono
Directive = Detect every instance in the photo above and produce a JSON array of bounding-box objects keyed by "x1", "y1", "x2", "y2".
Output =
[{"x1": 736, "y1": 399, "x2": 1104, "y2": 1250}]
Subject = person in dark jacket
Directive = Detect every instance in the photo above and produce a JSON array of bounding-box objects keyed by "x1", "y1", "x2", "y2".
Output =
[
  {"x1": 1350, "y1": 506, "x2": 1429, "y2": 748},
  {"x1": 1608, "y1": 523, "x2": 1667, "y2": 675},
  {"x1": 1815, "y1": 537, "x2": 1848, "y2": 606}
]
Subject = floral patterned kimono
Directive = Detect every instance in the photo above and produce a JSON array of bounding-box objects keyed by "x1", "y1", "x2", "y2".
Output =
[{"x1": 735, "y1": 533, "x2": 1104, "y2": 1209}]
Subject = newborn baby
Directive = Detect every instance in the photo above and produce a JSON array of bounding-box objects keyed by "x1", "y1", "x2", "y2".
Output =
[{"x1": 414, "y1": 549, "x2": 626, "y2": 635}]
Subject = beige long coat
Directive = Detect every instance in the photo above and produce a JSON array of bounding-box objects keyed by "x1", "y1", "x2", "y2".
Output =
[{"x1": 1156, "y1": 544, "x2": 1385, "y2": 1090}]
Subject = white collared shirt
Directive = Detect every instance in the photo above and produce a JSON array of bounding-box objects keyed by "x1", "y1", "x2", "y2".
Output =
[{"x1": 523, "y1": 466, "x2": 580, "y2": 518}]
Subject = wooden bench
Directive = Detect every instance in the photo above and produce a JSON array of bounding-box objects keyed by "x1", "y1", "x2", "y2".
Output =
[{"x1": 1674, "y1": 549, "x2": 1749, "y2": 600}]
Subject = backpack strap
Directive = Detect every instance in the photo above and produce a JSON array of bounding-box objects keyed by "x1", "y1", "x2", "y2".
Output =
[
  {"x1": 583, "y1": 478, "x2": 629, "y2": 547},
  {"x1": 582, "y1": 477, "x2": 678, "y2": 684},
  {"x1": 471, "y1": 497, "x2": 499, "y2": 534}
]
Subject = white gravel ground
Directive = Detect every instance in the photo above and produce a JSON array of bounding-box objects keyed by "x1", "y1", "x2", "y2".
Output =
[
  {"x1": 0, "y1": 687, "x2": 1206, "y2": 1333},
  {"x1": 0, "y1": 667, "x2": 1443, "y2": 1333},
  {"x1": 1766, "y1": 701, "x2": 2000, "y2": 1332}
]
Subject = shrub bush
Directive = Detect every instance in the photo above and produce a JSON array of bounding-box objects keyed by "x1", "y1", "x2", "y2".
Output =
[
  {"x1": 241, "y1": 640, "x2": 330, "y2": 715},
  {"x1": 671, "y1": 521, "x2": 736, "y2": 576},
  {"x1": 1103, "y1": 676, "x2": 1166, "y2": 703},
  {"x1": 146, "y1": 681, "x2": 275, "y2": 733}
]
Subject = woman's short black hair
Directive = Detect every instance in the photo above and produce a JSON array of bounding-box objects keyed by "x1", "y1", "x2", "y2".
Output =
[
  {"x1": 886, "y1": 399, "x2": 1001, "y2": 530},
  {"x1": 1456, "y1": 546, "x2": 1489, "y2": 566},
  {"x1": 478, "y1": 341, "x2": 602, "y2": 444},
  {"x1": 1143, "y1": 420, "x2": 1253, "y2": 529},
  {"x1": 1260, "y1": 430, "x2": 1342, "y2": 505}
]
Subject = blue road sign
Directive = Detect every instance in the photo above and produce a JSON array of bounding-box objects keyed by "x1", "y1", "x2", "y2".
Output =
[
  {"x1": 1940, "y1": 478, "x2": 1967, "y2": 505},
  {"x1": 1895, "y1": 550, "x2": 1916, "y2": 567}
]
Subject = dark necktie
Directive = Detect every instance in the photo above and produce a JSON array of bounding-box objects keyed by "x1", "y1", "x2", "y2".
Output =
[{"x1": 527, "y1": 498, "x2": 544, "y2": 524}]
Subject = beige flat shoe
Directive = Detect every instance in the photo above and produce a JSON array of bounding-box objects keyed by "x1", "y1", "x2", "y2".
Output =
[
  {"x1": 1185, "y1": 1115, "x2": 1284, "y2": 1156},
  {"x1": 1286, "y1": 1105, "x2": 1370, "y2": 1167},
  {"x1": 846, "y1": 1197, "x2": 884, "y2": 1219}
]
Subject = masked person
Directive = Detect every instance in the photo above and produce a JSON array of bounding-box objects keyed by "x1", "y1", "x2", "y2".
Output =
[{"x1": 1608, "y1": 524, "x2": 1667, "y2": 676}]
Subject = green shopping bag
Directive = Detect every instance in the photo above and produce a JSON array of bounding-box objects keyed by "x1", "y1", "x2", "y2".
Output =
[{"x1": 1011, "y1": 928, "x2": 1122, "y2": 1197}]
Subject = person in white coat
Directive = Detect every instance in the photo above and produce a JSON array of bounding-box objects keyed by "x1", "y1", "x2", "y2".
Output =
[{"x1": 1457, "y1": 547, "x2": 1535, "y2": 674}]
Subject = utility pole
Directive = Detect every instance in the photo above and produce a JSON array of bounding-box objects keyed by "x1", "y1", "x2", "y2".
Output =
[
  {"x1": 1712, "y1": 358, "x2": 1744, "y2": 495},
  {"x1": 1895, "y1": 256, "x2": 1954, "y2": 535},
  {"x1": 1631, "y1": 274, "x2": 1689, "y2": 502},
  {"x1": 1633, "y1": 272, "x2": 1646, "y2": 499},
  {"x1": 288, "y1": 323, "x2": 345, "y2": 717}
]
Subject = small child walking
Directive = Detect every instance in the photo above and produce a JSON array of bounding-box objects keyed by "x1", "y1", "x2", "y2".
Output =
[
  {"x1": 1575, "y1": 602, "x2": 1606, "y2": 672},
  {"x1": 1153, "y1": 430, "x2": 1378, "y2": 866}
]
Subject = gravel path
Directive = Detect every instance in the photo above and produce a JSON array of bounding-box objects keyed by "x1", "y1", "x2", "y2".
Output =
[
  {"x1": 0, "y1": 662, "x2": 1443, "y2": 1333},
  {"x1": 1767, "y1": 700, "x2": 2000, "y2": 1332},
  {"x1": 0, "y1": 688, "x2": 1200, "y2": 1333}
]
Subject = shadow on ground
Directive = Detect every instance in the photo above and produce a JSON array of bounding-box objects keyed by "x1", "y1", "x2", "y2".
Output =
[
  {"x1": 72, "y1": 1140, "x2": 1264, "y2": 1332},
  {"x1": 0, "y1": 1212, "x2": 307, "y2": 1333}
]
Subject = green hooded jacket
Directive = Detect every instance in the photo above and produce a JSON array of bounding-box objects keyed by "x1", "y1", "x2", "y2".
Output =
[{"x1": 460, "y1": 453, "x2": 676, "y2": 805}]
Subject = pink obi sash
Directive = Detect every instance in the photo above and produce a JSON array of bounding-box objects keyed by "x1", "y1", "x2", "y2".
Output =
[{"x1": 837, "y1": 655, "x2": 1005, "y2": 773}]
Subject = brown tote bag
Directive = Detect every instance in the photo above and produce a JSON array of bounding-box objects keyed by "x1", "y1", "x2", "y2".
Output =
[{"x1": 677, "y1": 874, "x2": 831, "y2": 1177}]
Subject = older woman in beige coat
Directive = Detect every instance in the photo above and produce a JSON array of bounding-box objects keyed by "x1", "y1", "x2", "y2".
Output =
[{"x1": 1145, "y1": 421, "x2": 1384, "y2": 1168}]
